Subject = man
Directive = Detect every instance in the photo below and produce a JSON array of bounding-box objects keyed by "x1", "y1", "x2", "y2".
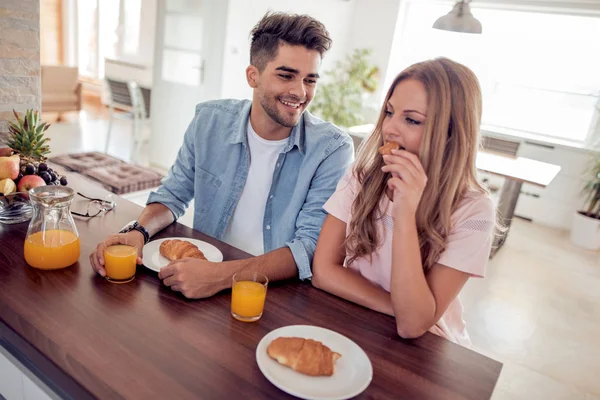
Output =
[{"x1": 90, "y1": 12, "x2": 354, "y2": 298}]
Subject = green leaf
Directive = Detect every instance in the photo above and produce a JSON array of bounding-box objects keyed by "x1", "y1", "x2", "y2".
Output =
[
  {"x1": 27, "y1": 110, "x2": 34, "y2": 130},
  {"x1": 22, "y1": 132, "x2": 30, "y2": 146},
  {"x1": 9, "y1": 136, "x2": 21, "y2": 147},
  {"x1": 8, "y1": 121, "x2": 20, "y2": 132}
]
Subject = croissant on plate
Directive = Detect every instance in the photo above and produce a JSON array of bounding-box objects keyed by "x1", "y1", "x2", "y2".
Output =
[
  {"x1": 159, "y1": 239, "x2": 206, "y2": 261},
  {"x1": 267, "y1": 337, "x2": 341, "y2": 377}
]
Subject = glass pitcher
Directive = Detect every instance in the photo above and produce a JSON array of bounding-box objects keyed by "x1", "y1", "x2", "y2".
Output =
[{"x1": 24, "y1": 186, "x2": 80, "y2": 270}]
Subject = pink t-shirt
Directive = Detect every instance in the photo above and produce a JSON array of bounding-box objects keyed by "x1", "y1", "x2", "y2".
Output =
[{"x1": 323, "y1": 167, "x2": 495, "y2": 347}]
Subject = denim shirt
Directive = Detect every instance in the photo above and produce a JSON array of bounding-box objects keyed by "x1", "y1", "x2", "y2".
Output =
[{"x1": 147, "y1": 99, "x2": 354, "y2": 279}]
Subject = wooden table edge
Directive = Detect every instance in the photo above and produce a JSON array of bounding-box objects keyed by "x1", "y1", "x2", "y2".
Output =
[{"x1": 1, "y1": 317, "x2": 94, "y2": 400}]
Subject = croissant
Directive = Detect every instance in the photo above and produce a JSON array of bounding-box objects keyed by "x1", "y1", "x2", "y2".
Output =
[
  {"x1": 159, "y1": 239, "x2": 206, "y2": 261},
  {"x1": 378, "y1": 141, "x2": 401, "y2": 156},
  {"x1": 267, "y1": 337, "x2": 341, "y2": 377}
]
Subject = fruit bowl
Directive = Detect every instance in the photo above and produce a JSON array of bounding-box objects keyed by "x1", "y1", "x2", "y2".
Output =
[{"x1": 0, "y1": 192, "x2": 32, "y2": 224}]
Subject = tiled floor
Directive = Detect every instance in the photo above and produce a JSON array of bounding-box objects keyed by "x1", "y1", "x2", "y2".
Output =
[
  {"x1": 45, "y1": 108, "x2": 600, "y2": 400},
  {"x1": 464, "y1": 220, "x2": 600, "y2": 399}
]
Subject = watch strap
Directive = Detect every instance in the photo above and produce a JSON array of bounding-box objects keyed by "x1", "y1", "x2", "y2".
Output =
[
  {"x1": 133, "y1": 224, "x2": 150, "y2": 244},
  {"x1": 119, "y1": 220, "x2": 150, "y2": 244}
]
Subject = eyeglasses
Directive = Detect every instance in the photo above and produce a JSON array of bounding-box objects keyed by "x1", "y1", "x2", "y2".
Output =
[{"x1": 72, "y1": 192, "x2": 116, "y2": 218}]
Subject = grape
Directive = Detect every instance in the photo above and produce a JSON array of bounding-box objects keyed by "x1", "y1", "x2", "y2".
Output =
[
  {"x1": 14, "y1": 173, "x2": 23, "y2": 184},
  {"x1": 49, "y1": 172, "x2": 58, "y2": 182},
  {"x1": 38, "y1": 163, "x2": 48, "y2": 172},
  {"x1": 59, "y1": 177, "x2": 68, "y2": 186},
  {"x1": 40, "y1": 171, "x2": 51, "y2": 184},
  {"x1": 25, "y1": 164, "x2": 35, "y2": 175}
]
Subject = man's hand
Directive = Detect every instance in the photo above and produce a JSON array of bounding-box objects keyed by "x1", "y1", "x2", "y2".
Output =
[
  {"x1": 158, "y1": 258, "x2": 231, "y2": 299},
  {"x1": 90, "y1": 231, "x2": 145, "y2": 277}
]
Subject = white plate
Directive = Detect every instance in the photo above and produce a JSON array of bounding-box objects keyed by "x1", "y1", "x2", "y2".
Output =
[
  {"x1": 142, "y1": 237, "x2": 224, "y2": 272},
  {"x1": 256, "y1": 325, "x2": 373, "y2": 400}
]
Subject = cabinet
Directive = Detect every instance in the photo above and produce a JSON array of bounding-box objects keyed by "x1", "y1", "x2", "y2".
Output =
[{"x1": 0, "y1": 347, "x2": 56, "y2": 400}]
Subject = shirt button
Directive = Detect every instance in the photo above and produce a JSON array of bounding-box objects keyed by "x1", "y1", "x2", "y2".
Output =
[
  {"x1": 276, "y1": 163, "x2": 280, "y2": 168},
  {"x1": 266, "y1": 225, "x2": 271, "y2": 230},
  {"x1": 269, "y1": 195, "x2": 274, "y2": 199}
]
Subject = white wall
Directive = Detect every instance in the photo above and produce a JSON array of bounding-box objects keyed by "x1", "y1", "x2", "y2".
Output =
[
  {"x1": 220, "y1": 0, "x2": 357, "y2": 100},
  {"x1": 347, "y1": 0, "x2": 401, "y2": 111}
]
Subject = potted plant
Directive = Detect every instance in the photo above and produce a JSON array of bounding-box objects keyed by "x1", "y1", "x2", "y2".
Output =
[
  {"x1": 570, "y1": 150, "x2": 600, "y2": 250},
  {"x1": 309, "y1": 48, "x2": 379, "y2": 128}
]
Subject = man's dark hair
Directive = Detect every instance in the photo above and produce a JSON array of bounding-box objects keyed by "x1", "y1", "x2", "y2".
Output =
[{"x1": 250, "y1": 12, "x2": 332, "y2": 71}]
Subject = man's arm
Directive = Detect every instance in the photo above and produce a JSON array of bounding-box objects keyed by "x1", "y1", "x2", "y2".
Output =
[
  {"x1": 145, "y1": 106, "x2": 201, "y2": 220},
  {"x1": 90, "y1": 107, "x2": 201, "y2": 275},
  {"x1": 285, "y1": 135, "x2": 355, "y2": 280},
  {"x1": 159, "y1": 247, "x2": 296, "y2": 298},
  {"x1": 136, "y1": 203, "x2": 175, "y2": 237}
]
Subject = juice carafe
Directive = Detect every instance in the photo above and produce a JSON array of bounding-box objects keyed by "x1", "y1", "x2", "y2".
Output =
[{"x1": 24, "y1": 186, "x2": 80, "y2": 270}]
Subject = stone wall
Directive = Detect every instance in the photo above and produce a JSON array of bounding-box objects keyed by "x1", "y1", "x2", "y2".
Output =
[{"x1": 0, "y1": 0, "x2": 40, "y2": 144}]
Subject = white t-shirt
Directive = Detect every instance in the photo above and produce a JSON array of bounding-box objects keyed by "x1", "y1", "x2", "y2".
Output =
[{"x1": 222, "y1": 122, "x2": 288, "y2": 255}]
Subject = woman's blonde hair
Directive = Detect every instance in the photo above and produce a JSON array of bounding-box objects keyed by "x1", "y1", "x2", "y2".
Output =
[{"x1": 346, "y1": 57, "x2": 489, "y2": 269}]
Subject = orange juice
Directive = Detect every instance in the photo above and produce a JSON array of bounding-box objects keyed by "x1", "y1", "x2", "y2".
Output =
[
  {"x1": 104, "y1": 245, "x2": 137, "y2": 283},
  {"x1": 24, "y1": 230, "x2": 80, "y2": 270},
  {"x1": 231, "y1": 281, "x2": 267, "y2": 322}
]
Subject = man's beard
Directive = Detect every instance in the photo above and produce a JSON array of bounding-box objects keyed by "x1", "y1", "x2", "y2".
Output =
[{"x1": 259, "y1": 93, "x2": 304, "y2": 128}]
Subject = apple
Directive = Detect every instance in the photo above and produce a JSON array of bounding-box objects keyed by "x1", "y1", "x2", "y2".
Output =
[
  {"x1": 17, "y1": 174, "x2": 45, "y2": 193},
  {"x1": 0, "y1": 154, "x2": 20, "y2": 180},
  {"x1": 0, "y1": 147, "x2": 13, "y2": 157}
]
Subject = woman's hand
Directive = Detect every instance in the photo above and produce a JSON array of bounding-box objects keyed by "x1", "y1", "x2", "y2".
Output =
[{"x1": 381, "y1": 149, "x2": 427, "y2": 217}]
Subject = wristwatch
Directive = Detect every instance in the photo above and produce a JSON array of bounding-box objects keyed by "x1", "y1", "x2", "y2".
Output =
[{"x1": 119, "y1": 220, "x2": 150, "y2": 244}]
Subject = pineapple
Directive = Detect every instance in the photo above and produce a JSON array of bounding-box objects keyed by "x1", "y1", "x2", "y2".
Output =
[{"x1": 7, "y1": 109, "x2": 51, "y2": 171}]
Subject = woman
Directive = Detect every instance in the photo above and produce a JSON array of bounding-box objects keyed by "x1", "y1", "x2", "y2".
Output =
[{"x1": 312, "y1": 57, "x2": 496, "y2": 347}]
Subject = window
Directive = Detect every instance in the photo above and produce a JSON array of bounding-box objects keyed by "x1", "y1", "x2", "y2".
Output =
[
  {"x1": 386, "y1": 1, "x2": 600, "y2": 144},
  {"x1": 75, "y1": 0, "x2": 141, "y2": 79}
]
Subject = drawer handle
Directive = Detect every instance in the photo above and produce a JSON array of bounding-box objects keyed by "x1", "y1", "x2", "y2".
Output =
[{"x1": 524, "y1": 140, "x2": 555, "y2": 150}]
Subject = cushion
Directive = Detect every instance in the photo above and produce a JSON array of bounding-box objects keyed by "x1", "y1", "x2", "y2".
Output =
[
  {"x1": 50, "y1": 152, "x2": 163, "y2": 195},
  {"x1": 50, "y1": 152, "x2": 122, "y2": 172},
  {"x1": 84, "y1": 163, "x2": 164, "y2": 195}
]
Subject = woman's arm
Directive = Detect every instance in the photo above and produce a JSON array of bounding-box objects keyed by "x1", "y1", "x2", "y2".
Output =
[
  {"x1": 390, "y1": 213, "x2": 470, "y2": 338},
  {"x1": 382, "y1": 149, "x2": 471, "y2": 339},
  {"x1": 312, "y1": 215, "x2": 395, "y2": 316}
]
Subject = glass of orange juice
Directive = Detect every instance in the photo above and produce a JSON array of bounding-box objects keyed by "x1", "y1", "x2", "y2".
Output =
[
  {"x1": 104, "y1": 245, "x2": 137, "y2": 284},
  {"x1": 231, "y1": 271, "x2": 268, "y2": 322}
]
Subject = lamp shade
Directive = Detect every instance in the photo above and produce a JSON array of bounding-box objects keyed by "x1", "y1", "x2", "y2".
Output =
[{"x1": 433, "y1": 1, "x2": 482, "y2": 34}]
